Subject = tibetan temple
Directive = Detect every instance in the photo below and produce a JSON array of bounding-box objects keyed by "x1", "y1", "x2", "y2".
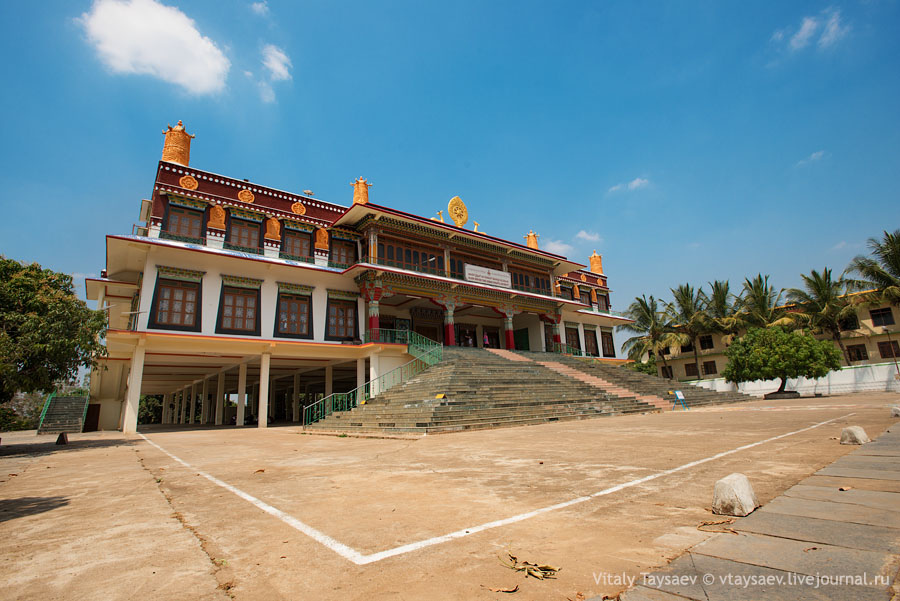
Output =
[{"x1": 86, "y1": 121, "x2": 632, "y2": 432}]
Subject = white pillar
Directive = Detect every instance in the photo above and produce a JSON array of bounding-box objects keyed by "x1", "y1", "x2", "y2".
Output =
[
  {"x1": 215, "y1": 371, "x2": 225, "y2": 425},
  {"x1": 200, "y1": 378, "x2": 209, "y2": 425},
  {"x1": 356, "y1": 358, "x2": 366, "y2": 389},
  {"x1": 188, "y1": 382, "x2": 197, "y2": 424},
  {"x1": 577, "y1": 323, "x2": 586, "y2": 357},
  {"x1": 237, "y1": 363, "x2": 247, "y2": 426},
  {"x1": 180, "y1": 386, "x2": 188, "y2": 424},
  {"x1": 162, "y1": 393, "x2": 171, "y2": 424},
  {"x1": 325, "y1": 364, "x2": 333, "y2": 397},
  {"x1": 369, "y1": 354, "x2": 380, "y2": 397},
  {"x1": 122, "y1": 341, "x2": 145, "y2": 434},
  {"x1": 258, "y1": 353, "x2": 270, "y2": 429},
  {"x1": 292, "y1": 373, "x2": 300, "y2": 422},
  {"x1": 173, "y1": 390, "x2": 181, "y2": 424},
  {"x1": 268, "y1": 374, "x2": 276, "y2": 419}
]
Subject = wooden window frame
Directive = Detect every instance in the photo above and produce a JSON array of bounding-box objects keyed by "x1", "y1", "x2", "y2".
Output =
[
  {"x1": 878, "y1": 340, "x2": 900, "y2": 359},
  {"x1": 281, "y1": 230, "x2": 312, "y2": 260},
  {"x1": 325, "y1": 298, "x2": 359, "y2": 341},
  {"x1": 227, "y1": 217, "x2": 262, "y2": 251},
  {"x1": 846, "y1": 344, "x2": 868, "y2": 362},
  {"x1": 148, "y1": 277, "x2": 202, "y2": 332},
  {"x1": 164, "y1": 204, "x2": 205, "y2": 240},
  {"x1": 685, "y1": 362, "x2": 699, "y2": 378},
  {"x1": 274, "y1": 292, "x2": 313, "y2": 339},
  {"x1": 702, "y1": 360, "x2": 717, "y2": 375},
  {"x1": 584, "y1": 329, "x2": 599, "y2": 357},
  {"x1": 215, "y1": 285, "x2": 261, "y2": 336},
  {"x1": 699, "y1": 335, "x2": 715, "y2": 350},
  {"x1": 870, "y1": 308, "x2": 895, "y2": 327},
  {"x1": 600, "y1": 331, "x2": 615, "y2": 358}
]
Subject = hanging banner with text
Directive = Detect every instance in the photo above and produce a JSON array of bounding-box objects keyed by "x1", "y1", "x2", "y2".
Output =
[{"x1": 464, "y1": 264, "x2": 512, "y2": 288}]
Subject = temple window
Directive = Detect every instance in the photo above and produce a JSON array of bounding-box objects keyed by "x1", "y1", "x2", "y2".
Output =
[
  {"x1": 217, "y1": 286, "x2": 260, "y2": 335},
  {"x1": 326, "y1": 299, "x2": 357, "y2": 340},
  {"x1": 227, "y1": 219, "x2": 261, "y2": 252},
  {"x1": 282, "y1": 230, "x2": 312, "y2": 261},
  {"x1": 275, "y1": 293, "x2": 312, "y2": 338},
  {"x1": 511, "y1": 270, "x2": 552, "y2": 294},
  {"x1": 165, "y1": 206, "x2": 203, "y2": 240},
  {"x1": 601, "y1": 331, "x2": 616, "y2": 357},
  {"x1": 597, "y1": 294, "x2": 610, "y2": 311},
  {"x1": 150, "y1": 278, "x2": 200, "y2": 331},
  {"x1": 579, "y1": 290, "x2": 592, "y2": 305},
  {"x1": 378, "y1": 238, "x2": 443, "y2": 275},
  {"x1": 331, "y1": 240, "x2": 356, "y2": 267}
]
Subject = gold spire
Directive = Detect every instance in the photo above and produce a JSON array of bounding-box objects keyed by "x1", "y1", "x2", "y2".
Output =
[
  {"x1": 161, "y1": 120, "x2": 194, "y2": 166},
  {"x1": 524, "y1": 230, "x2": 539, "y2": 249},
  {"x1": 351, "y1": 177, "x2": 371, "y2": 205},
  {"x1": 589, "y1": 250, "x2": 603, "y2": 275}
]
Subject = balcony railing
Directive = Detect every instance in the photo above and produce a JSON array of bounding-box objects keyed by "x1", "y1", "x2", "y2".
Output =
[
  {"x1": 160, "y1": 229, "x2": 205, "y2": 245},
  {"x1": 303, "y1": 329, "x2": 443, "y2": 426},
  {"x1": 279, "y1": 252, "x2": 314, "y2": 264},
  {"x1": 373, "y1": 257, "x2": 445, "y2": 277},
  {"x1": 223, "y1": 241, "x2": 263, "y2": 255}
]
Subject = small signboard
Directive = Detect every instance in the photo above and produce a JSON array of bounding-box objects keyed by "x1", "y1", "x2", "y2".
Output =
[
  {"x1": 464, "y1": 264, "x2": 512, "y2": 288},
  {"x1": 673, "y1": 390, "x2": 688, "y2": 410}
]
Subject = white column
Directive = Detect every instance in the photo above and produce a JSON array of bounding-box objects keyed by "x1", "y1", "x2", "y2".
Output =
[
  {"x1": 215, "y1": 371, "x2": 225, "y2": 425},
  {"x1": 258, "y1": 353, "x2": 270, "y2": 429},
  {"x1": 188, "y1": 382, "x2": 197, "y2": 424},
  {"x1": 292, "y1": 373, "x2": 300, "y2": 422},
  {"x1": 179, "y1": 386, "x2": 188, "y2": 424},
  {"x1": 200, "y1": 378, "x2": 209, "y2": 424},
  {"x1": 122, "y1": 341, "x2": 146, "y2": 434},
  {"x1": 268, "y1": 374, "x2": 276, "y2": 419},
  {"x1": 369, "y1": 354, "x2": 380, "y2": 397},
  {"x1": 356, "y1": 358, "x2": 366, "y2": 389},
  {"x1": 236, "y1": 363, "x2": 247, "y2": 426},
  {"x1": 162, "y1": 393, "x2": 171, "y2": 424},
  {"x1": 173, "y1": 390, "x2": 181, "y2": 424},
  {"x1": 325, "y1": 364, "x2": 333, "y2": 397},
  {"x1": 577, "y1": 323, "x2": 586, "y2": 357}
]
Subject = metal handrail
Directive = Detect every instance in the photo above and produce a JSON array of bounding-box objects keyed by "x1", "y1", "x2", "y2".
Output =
[
  {"x1": 303, "y1": 329, "x2": 443, "y2": 425},
  {"x1": 37, "y1": 391, "x2": 56, "y2": 432},
  {"x1": 549, "y1": 341, "x2": 585, "y2": 356},
  {"x1": 81, "y1": 397, "x2": 90, "y2": 431}
]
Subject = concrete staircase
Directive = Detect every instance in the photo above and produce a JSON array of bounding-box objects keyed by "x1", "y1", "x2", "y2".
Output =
[
  {"x1": 516, "y1": 351, "x2": 756, "y2": 409},
  {"x1": 305, "y1": 347, "x2": 661, "y2": 434},
  {"x1": 37, "y1": 396, "x2": 87, "y2": 435}
]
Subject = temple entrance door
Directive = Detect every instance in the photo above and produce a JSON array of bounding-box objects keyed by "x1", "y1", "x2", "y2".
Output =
[
  {"x1": 513, "y1": 328, "x2": 530, "y2": 351},
  {"x1": 565, "y1": 327, "x2": 581, "y2": 353},
  {"x1": 455, "y1": 323, "x2": 477, "y2": 347},
  {"x1": 482, "y1": 326, "x2": 501, "y2": 349},
  {"x1": 414, "y1": 324, "x2": 442, "y2": 344},
  {"x1": 543, "y1": 323, "x2": 555, "y2": 350},
  {"x1": 584, "y1": 329, "x2": 599, "y2": 357}
]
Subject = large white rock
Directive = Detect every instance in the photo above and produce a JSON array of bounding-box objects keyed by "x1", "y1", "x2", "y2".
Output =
[
  {"x1": 712, "y1": 473, "x2": 759, "y2": 517},
  {"x1": 891, "y1": 406, "x2": 900, "y2": 417},
  {"x1": 840, "y1": 426, "x2": 870, "y2": 445}
]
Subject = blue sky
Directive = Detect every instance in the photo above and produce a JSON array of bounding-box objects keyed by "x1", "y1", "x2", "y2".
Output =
[{"x1": 1, "y1": 1, "x2": 898, "y2": 327}]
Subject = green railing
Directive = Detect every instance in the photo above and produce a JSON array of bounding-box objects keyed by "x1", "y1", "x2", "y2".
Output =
[
  {"x1": 303, "y1": 329, "x2": 443, "y2": 425},
  {"x1": 81, "y1": 396, "x2": 90, "y2": 430},
  {"x1": 37, "y1": 391, "x2": 57, "y2": 432},
  {"x1": 548, "y1": 341, "x2": 585, "y2": 357}
]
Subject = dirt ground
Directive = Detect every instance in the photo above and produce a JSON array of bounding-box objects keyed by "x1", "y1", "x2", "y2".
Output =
[{"x1": 1, "y1": 392, "x2": 898, "y2": 601}]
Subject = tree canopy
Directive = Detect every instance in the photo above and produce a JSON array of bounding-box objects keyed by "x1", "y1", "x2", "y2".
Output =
[
  {"x1": 847, "y1": 229, "x2": 900, "y2": 306},
  {"x1": 722, "y1": 327, "x2": 841, "y2": 393},
  {"x1": 0, "y1": 257, "x2": 107, "y2": 403}
]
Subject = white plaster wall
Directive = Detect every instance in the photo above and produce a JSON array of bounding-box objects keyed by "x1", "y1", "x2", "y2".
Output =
[{"x1": 691, "y1": 362, "x2": 900, "y2": 397}]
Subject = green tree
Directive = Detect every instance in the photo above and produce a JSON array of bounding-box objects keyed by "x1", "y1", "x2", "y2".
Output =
[
  {"x1": 666, "y1": 284, "x2": 711, "y2": 379},
  {"x1": 723, "y1": 327, "x2": 841, "y2": 393},
  {"x1": 618, "y1": 295, "x2": 679, "y2": 376},
  {"x1": 846, "y1": 229, "x2": 900, "y2": 306},
  {"x1": 737, "y1": 274, "x2": 791, "y2": 329},
  {"x1": 138, "y1": 395, "x2": 163, "y2": 425},
  {"x1": 706, "y1": 279, "x2": 741, "y2": 343},
  {"x1": 0, "y1": 257, "x2": 107, "y2": 404},
  {"x1": 624, "y1": 353, "x2": 657, "y2": 376},
  {"x1": 786, "y1": 267, "x2": 855, "y2": 365}
]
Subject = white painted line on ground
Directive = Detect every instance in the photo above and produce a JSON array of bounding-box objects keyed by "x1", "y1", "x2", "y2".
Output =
[{"x1": 139, "y1": 413, "x2": 854, "y2": 565}]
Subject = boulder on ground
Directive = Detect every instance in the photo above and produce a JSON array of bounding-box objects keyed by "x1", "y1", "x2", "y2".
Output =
[
  {"x1": 712, "y1": 473, "x2": 759, "y2": 517},
  {"x1": 840, "y1": 426, "x2": 870, "y2": 445},
  {"x1": 891, "y1": 406, "x2": 900, "y2": 417}
]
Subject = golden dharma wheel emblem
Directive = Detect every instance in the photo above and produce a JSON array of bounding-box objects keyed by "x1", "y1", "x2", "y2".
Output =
[
  {"x1": 291, "y1": 201, "x2": 306, "y2": 215},
  {"x1": 580, "y1": 273, "x2": 587, "y2": 282},
  {"x1": 448, "y1": 196, "x2": 468, "y2": 228},
  {"x1": 237, "y1": 189, "x2": 255, "y2": 203},
  {"x1": 179, "y1": 175, "x2": 199, "y2": 190}
]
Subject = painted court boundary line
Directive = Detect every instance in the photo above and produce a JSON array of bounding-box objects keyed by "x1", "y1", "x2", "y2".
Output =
[{"x1": 138, "y1": 413, "x2": 854, "y2": 566}]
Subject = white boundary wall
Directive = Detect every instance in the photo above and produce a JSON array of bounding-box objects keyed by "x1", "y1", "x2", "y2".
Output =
[{"x1": 690, "y1": 362, "x2": 900, "y2": 397}]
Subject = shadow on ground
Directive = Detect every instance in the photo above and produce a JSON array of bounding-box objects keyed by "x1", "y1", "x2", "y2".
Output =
[
  {"x1": 0, "y1": 496, "x2": 69, "y2": 523},
  {"x1": 0, "y1": 438, "x2": 137, "y2": 459}
]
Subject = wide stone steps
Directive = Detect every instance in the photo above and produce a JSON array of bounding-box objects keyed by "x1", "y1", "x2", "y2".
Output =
[{"x1": 37, "y1": 396, "x2": 87, "y2": 435}]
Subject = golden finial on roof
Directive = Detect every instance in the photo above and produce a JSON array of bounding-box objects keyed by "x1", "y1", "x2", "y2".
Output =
[
  {"x1": 431, "y1": 210, "x2": 444, "y2": 223},
  {"x1": 473, "y1": 221, "x2": 480, "y2": 232},
  {"x1": 351, "y1": 177, "x2": 372, "y2": 205},
  {"x1": 303, "y1": 189, "x2": 314, "y2": 196},
  {"x1": 589, "y1": 250, "x2": 603, "y2": 275},
  {"x1": 525, "y1": 230, "x2": 539, "y2": 249},
  {"x1": 161, "y1": 120, "x2": 194, "y2": 166},
  {"x1": 448, "y1": 196, "x2": 468, "y2": 228}
]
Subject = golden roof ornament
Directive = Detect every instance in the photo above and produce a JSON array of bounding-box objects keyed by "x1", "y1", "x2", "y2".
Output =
[
  {"x1": 448, "y1": 196, "x2": 468, "y2": 228},
  {"x1": 524, "y1": 230, "x2": 540, "y2": 249},
  {"x1": 431, "y1": 210, "x2": 444, "y2": 223},
  {"x1": 162, "y1": 120, "x2": 194, "y2": 166},
  {"x1": 589, "y1": 250, "x2": 604, "y2": 275},
  {"x1": 351, "y1": 177, "x2": 372, "y2": 205}
]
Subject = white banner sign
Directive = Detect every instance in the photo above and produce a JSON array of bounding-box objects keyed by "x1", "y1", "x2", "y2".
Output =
[{"x1": 464, "y1": 264, "x2": 512, "y2": 288}]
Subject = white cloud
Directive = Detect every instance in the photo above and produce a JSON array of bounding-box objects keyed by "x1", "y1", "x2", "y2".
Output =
[
  {"x1": 575, "y1": 230, "x2": 601, "y2": 243},
  {"x1": 608, "y1": 177, "x2": 650, "y2": 194},
  {"x1": 78, "y1": 0, "x2": 230, "y2": 95},
  {"x1": 262, "y1": 44, "x2": 292, "y2": 81},
  {"x1": 243, "y1": 70, "x2": 254, "y2": 78},
  {"x1": 542, "y1": 239, "x2": 574, "y2": 256},
  {"x1": 796, "y1": 150, "x2": 827, "y2": 167},
  {"x1": 819, "y1": 10, "x2": 849, "y2": 49},
  {"x1": 250, "y1": 1, "x2": 269, "y2": 16},
  {"x1": 258, "y1": 81, "x2": 276, "y2": 103},
  {"x1": 790, "y1": 16, "x2": 820, "y2": 50}
]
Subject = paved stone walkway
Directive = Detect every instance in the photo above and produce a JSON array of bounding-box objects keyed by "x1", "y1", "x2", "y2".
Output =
[{"x1": 607, "y1": 424, "x2": 900, "y2": 601}]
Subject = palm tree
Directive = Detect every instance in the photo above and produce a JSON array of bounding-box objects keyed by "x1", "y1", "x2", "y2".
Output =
[
  {"x1": 846, "y1": 229, "x2": 900, "y2": 306},
  {"x1": 618, "y1": 295, "x2": 679, "y2": 376},
  {"x1": 738, "y1": 274, "x2": 792, "y2": 329},
  {"x1": 786, "y1": 267, "x2": 855, "y2": 365},
  {"x1": 706, "y1": 279, "x2": 741, "y2": 343},
  {"x1": 666, "y1": 284, "x2": 711, "y2": 379}
]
